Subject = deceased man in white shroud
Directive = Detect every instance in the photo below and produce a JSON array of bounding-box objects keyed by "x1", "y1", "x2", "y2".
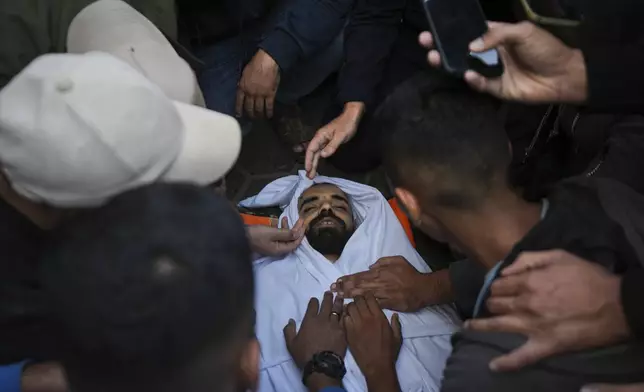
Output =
[{"x1": 240, "y1": 171, "x2": 461, "y2": 392}]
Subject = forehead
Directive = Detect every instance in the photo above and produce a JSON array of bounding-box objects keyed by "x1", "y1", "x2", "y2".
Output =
[{"x1": 299, "y1": 184, "x2": 348, "y2": 205}]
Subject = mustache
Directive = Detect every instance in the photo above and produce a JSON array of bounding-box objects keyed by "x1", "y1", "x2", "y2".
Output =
[{"x1": 309, "y1": 210, "x2": 346, "y2": 229}]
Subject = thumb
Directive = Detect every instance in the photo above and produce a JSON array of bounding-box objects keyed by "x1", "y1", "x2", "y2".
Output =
[
  {"x1": 469, "y1": 21, "x2": 526, "y2": 53},
  {"x1": 372, "y1": 256, "x2": 405, "y2": 269},
  {"x1": 489, "y1": 338, "x2": 555, "y2": 372},
  {"x1": 271, "y1": 227, "x2": 300, "y2": 242},
  {"x1": 501, "y1": 250, "x2": 559, "y2": 276},
  {"x1": 283, "y1": 319, "x2": 297, "y2": 351}
]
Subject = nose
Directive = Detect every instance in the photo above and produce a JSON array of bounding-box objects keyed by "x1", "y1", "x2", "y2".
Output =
[{"x1": 320, "y1": 201, "x2": 333, "y2": 212}]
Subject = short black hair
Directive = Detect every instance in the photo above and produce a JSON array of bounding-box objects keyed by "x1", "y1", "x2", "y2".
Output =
[
  {"x1": 42, "y1": 183, "x2": 253, "y2": 386},
  {"x1": 379, "y1": 73, "x2": 509, "y2": 209}
]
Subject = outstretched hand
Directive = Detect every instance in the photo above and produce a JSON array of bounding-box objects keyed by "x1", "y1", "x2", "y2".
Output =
[
  {"x1": 343, "y1": 294, "x2": 402, "y2": 392},
  {"x1": 305, "y1": 103, "x2": 364, "y2": 179},
  {"x1": 466, "y1": 250, "x2": 630, "y2": 372},
  {"x1": 419, "y1": 21, "x2": 587, "y2": 104},
  {"x1": 246, "y1": 217, "x2": 304, "y2": 257}
]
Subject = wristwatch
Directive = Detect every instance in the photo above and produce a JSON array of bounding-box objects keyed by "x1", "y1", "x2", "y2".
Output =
[{"x1": 302, "y1": 351, "x2": 347, "y2": 386}]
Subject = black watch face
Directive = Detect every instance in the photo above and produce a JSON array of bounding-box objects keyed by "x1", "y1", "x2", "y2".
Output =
[{"x1": 314, "y1": 351, "x2": 346, "y2": 379}]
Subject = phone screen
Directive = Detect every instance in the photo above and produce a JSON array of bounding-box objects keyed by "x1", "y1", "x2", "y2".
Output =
[{"x1": 423, "y1": 0, "x2": 499, "y2": 74}]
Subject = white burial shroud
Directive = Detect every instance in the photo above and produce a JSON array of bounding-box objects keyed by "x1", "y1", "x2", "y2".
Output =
[{"x1": 240, "y1": 172, "x2": 461, "y2": 392}]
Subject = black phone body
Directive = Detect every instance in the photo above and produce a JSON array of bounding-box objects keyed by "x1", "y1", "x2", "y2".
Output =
[{"x1": 422, "y1": 0, "x2": 504, "y2": 78}]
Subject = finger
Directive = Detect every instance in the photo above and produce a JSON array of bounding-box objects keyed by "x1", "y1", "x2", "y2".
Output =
[
  {"x1": 391, "y1": 313, "x2": 403, "y2": 348},
  {"x1": 273, "y1": 233, "x2": 304, "y2": 254},
  {"x1": 244, "y1": 94, "x2": 256, "y2": 119},
  {"x1": 291, "y1": 219, "x2": 305, "y2": 237},
  {"x1": 235, "y1": 88, "x2": 245, "y2": 118},
  {"x1": 489, "y1": 337, "x2": 557, "y2": 372},
  {"x1": 331, "y1": 294, "x2": 344, "y2": 320},
  {"x1": 354, "y1": 296, "x2": 370, "y2": 317},
  {"x1": 283, "y1": 319, "x2": 296, "y2": 350},
  {"x1": 427, "y1": 50, "x2": 441, "y2": 68},
  {"x1": 485, "y1": 296, "x2": 519, "y2": 315},
  {"x1": 266, "y1": 94, "x2": 275, "y2": 119},
  {"x1": 320, "y1": 134, "x2": 345, "y2": 158},
  {"x1": 281, "y1": 216, "x2": 290, "y2": 230},
  {"x1": 310, "y1": 151, "x2": 321, "y2": 178},
  {"x1": 342, "y1": 311, "x2": 355, "y2": 334},
  {"x1": 270, "y1": 226, "x2": 302, "y2": 242},
  {"x1": 489, "y1": 274, "x2": 527, "y2": 297},
  {"x1": 319, "y1": 291, "x2": 334, "y2": 317},
  {"x1": 254, "y1": 96, "x2": 266, "y2": 119},
  {"x1": 371, "y1": 256, "x2": 405, "y2": 269},
  {"x1": 305, "y1": 297, "x2": 320, "y2": 319},
  {"x1": 306, "y1": 131, "x2": 330, "y2": 173},
  {"x1": 463, "y1": 70, "x2": 503, "y2": 98},
  {"x1": 364, "y1": 292, "x2": 382, "y2": 314},
  {"x1": 345, "y1": 302, "x2": 359, "y2": 322},
  {"x1": 418, "y1": 31, "x2": 433, "y2": 48},
  {"x1": 465, "y1": 315, "x2": 531, "y2": 335},
  {"x1": 469, "y1": 21, "x2": 524, "y2": 53},
  {"x1": 501, "y1": 250, "x2": 561, "y2": 276}
]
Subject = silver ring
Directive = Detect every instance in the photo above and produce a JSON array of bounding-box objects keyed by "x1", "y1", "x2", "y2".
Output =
[{"x1": 330, "y1": 311, "x2": 340, "y2": 319}]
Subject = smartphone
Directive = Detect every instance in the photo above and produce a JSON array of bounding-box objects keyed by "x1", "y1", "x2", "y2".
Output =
[{"x1": 422, "y1": 0, "x2": 504, "y2": 78}]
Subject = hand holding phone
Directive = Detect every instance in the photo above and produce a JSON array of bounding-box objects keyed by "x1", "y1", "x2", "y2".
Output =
[{"x1": 422, "y1": 0, "x2": 504, "y2": 78}]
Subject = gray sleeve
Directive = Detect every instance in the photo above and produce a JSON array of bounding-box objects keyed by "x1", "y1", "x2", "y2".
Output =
[
  {"x1": 441, "y1": 332, "x2": 583, "y2": 392},
  {"x1": 448, "y1": 259, "x2": 486, "y2": 319}
]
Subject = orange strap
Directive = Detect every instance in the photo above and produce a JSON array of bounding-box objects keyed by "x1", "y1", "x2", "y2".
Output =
[{"x1": 388, "y1": 198, "x2": 416, "y2": 248}]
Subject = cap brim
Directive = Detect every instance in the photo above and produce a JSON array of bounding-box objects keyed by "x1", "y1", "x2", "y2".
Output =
[{"x1": 162, "y1": 102, "x2": 242, "y2": 185}]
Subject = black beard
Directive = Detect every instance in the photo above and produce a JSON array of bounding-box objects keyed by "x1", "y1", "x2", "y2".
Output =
[{"x1": 306, "y1": 211, "x2": 352, "y2": 256}]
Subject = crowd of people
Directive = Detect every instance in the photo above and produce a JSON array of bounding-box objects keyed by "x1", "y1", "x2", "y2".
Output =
[{"x1": 0, "y1": 0, "x2": 643, "y2": 391}]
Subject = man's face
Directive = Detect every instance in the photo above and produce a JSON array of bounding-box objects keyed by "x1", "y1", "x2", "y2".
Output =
[{"x1": 298, "y1": 184, "x2": 354, "y2": 256}]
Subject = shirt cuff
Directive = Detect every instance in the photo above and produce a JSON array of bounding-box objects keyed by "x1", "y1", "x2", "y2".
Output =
[
  {"x1": 0, "y1": 361, "x2": 30, "y2": 392},
  {"x1": 259, "y1": 30, "x2": 302, "y2": 72}
]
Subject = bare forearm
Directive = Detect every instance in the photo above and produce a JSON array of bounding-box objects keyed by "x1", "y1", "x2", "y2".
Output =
[
  {"x1": 366, "y1": 366, "x2": 401, "y2": 392},
  {"x1": 418, "y1": 269, "x2": 455, "y2": 306}
]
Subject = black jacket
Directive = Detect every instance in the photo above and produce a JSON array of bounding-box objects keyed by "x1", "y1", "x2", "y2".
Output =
[
  {"x1": 482, "y1": 177, "x2": 644, "y2": 337},
  {"x1": 338, "y1": 0, "x2": 514, "y2": 109},
  {"x1": 579, "y1": 0, "x2": 644, "y2": 113},
  {"x1": 178, "y1": 0, "x2": 352, "y2": 72},
  {"x1": 441, "y1": 178, "x2": 644, "y2": 392}
]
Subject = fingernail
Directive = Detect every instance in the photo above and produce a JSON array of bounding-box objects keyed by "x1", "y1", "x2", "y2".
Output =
[
  {"x1": 330, "y1": 283, "x2": 337, "y2": 290},
  {"x1": 580, "y1": 387, "x2": 598, "y2": 392},
  {"x1": 463, "y1": 321, "x2": 471, "y2": 329},
  {"x1": 470, "y1": 38, "x2": 484, "y2": 51},
  {"x1": 489, "y1": 361, "x2": 499, "y2": 372}
]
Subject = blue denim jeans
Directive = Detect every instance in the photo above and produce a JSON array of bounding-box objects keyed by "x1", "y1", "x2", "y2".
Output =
[{"x1": 195, "y1": 30, "x2": 343, "y2": 124}]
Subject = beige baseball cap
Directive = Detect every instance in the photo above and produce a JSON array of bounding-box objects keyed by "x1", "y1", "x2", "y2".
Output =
[
  {"x1": 67, "y1": 0, "x2": 204, "y2": 106},
  {"x1": 0, "y1": 52, "x2": 241, "y2": 207}
]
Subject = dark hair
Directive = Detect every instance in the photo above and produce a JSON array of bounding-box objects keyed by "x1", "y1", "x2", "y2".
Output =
[
  {"x1": 379, "y1": 73, "x2": 509, "y2": 209},
  {"x1": 42, "y1": 183, "x2": 253, "y2": 387}
]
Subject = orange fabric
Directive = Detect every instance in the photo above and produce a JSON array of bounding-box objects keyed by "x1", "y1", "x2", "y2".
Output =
[
  {"x1": 240, "y1": 198, "x2": 416, "y2": 247},
  {"x1": 388, "y1": 198, "x2": 416, "y2": 248},
  {"x1": 241, "y1": 214, "x2": 277, "y2": 227}
]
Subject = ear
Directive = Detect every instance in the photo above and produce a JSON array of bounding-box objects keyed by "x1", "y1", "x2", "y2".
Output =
[
  {"x1": 395, "y1": 187, "x2": 422, "y2": 224},
  {"x1": 238, "y1": 338, "x2": 260, "y2": 391}
]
